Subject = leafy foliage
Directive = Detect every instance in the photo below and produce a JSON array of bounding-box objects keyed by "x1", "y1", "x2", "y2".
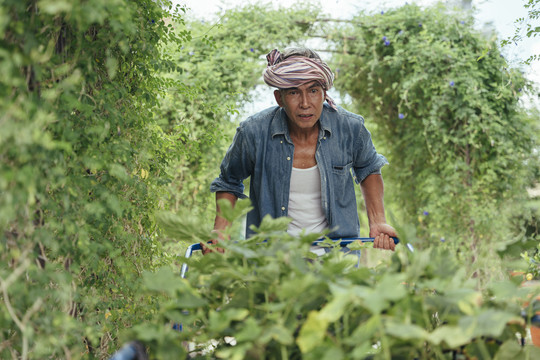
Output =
[
  {"x1": 136, "y1": 206, "x2": 540, "y2": 359},
  {"x1": 501, "y1": 0, "x2": 540, "y2": 65},
  {"x1": 2, "y1": 1, "x2": 539, "y2": 358},
  {"x1": 0, "y1": 1, "x2": 321, "y2": 357},
  {"x1": 0, "y1": 0, "x2": 190, "y2": 357},
  {"x1": 332, "y1": 4, "x2": 539, "y2": 265}
]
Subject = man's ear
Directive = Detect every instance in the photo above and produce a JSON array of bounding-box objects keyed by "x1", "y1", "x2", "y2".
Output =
[{"x1": 274, "y1": 90, "x2": 283, "y2": 107}]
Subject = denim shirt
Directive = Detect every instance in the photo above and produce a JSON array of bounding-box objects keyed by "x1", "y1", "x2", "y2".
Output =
[{"x1": 210, "y1": 104, "x2": 388, "y2": 239}]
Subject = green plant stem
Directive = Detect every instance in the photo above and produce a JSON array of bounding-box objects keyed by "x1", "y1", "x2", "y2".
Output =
[
  {"x1": 477, "y1": 340, "x2": 492, "y2": 360},
  {"x1": 281, "y1": 344, "x2": 289, "y2": 360}
]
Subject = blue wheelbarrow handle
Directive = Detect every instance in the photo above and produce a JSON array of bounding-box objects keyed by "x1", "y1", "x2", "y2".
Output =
[
  {"x1": 311, "y1": 237, "x2": 400, "y2": 247},
  {"x1": 180, "y1": 237, "x2": 403, "y2": 278}
]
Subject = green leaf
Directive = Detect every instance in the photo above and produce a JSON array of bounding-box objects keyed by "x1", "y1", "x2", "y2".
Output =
[
  {"x1": 493, "y1": 339, "x2": 526, "y2": 360},
  {"x1": 347, "y1": 315, "x2": 381, "y2": 345},
  {"x1": 143, "y1": 267, "x2": 184, "y2": 296},
  {"x1": 428, "y1": 325, "x2": 472, "y2": 348},
  {"x1": 132, "y1": 323, "x2": 165, "y2": 342},
  {"x1": 458, "y1": 310, "x2": 519, "y2": 339},
  {"x1": 38, "y1": 0, "x2": 73, "y2": 14},
  {"x1": 260, "y1": 324, "x2": 294, "y2": 345},
  {"x1": 318, "y1": 289, "x2": 352, "y2": 322},
  {"x1": 209, "y1": 308, "x2": 250, "y2": 332},
  {"x1": 385, "y1": 322, "x2": 429, "y2": 341},
  {"x1": 108, "y1": 163, "x2": 129, "y2": 182},
  {"x1": 234, "y1": 317, "x2": 262, "y2": 343},
  {"x1": 217, "y1": 198, "x2": 253, "y2": 223},
  {"x1": 297, "y1": 310, "x2": 328, "y2": 353}
]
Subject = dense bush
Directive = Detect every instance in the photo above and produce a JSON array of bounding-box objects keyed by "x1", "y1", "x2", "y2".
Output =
[
  {"x1": 0, "y1": 0, "x2": 189, "y2": 357},
  {"x1": 134, "y1": 203, "x2": 540, "y2": 359},
  {"x1": 332, "y1": 4, "x2": 539, "y2": 270}
]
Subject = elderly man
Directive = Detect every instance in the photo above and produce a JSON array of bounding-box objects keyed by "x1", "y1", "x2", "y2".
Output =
[{"x1": 207, "y1": 47, "x2": 396, "y2": 254}]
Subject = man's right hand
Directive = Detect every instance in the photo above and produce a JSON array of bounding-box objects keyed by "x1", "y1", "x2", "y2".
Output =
[
  {"x1": 201, "y1": 230, "x2": 227, "y2": 255},
  {"x1": 201, "y1": 239, "x2": 225, "y2": 255}
]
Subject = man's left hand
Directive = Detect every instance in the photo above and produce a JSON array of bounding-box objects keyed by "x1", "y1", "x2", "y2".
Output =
[{"x1": 370, "y1": 223, "x2": 398, "y2": 251}]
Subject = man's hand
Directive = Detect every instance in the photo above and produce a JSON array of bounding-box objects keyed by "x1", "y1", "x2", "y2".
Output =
[
  {"x1": 200, "y1": 239, "x2": 225, "y2": 255},
  {"x1": 370, "y1": 223, "x2": 398, "y2": 251},
  {"x1": 201, "y1": 230, "x2": 226, "y2": 255}
]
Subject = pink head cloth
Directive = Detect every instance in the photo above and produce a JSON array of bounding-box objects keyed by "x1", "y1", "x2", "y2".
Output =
[{"x1": 263, "y1": 49, "x2": 337, "y2": 110}]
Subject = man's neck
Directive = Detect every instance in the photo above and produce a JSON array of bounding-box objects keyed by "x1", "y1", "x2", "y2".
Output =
[{"x1": 288, "y1": 121, "x2": 320, "y2": 143}]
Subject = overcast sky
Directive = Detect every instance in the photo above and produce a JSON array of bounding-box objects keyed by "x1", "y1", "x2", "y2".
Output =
[
  {"x1": 177, "y1": 0, "x2": 538, "y2": 63},
  {"x1": 175, "y1": 0, "x2": 539, "y2": 109}
]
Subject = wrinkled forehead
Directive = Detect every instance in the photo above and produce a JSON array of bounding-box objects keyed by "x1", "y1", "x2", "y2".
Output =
[{"x1": 279, "y1": 80, "x2": 325, "y2": 92}]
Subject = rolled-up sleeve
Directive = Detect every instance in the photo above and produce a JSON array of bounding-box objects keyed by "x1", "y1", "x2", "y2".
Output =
[
  {"x1": 352, "y1": 123, "x2": 388, "y2": 184},
  {"x1": 210, "y1": 124, "x2": 252, "y2": 199}
]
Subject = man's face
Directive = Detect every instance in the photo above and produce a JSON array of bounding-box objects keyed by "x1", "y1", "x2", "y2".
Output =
[{"x1": 274, "y1": 81, "x2": 326, "y2": 132}]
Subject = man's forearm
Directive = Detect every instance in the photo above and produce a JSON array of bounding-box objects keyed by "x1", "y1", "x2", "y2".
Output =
[
  {"x1": 360, "y1": 174, "x2": 386, "y2": 226},
  {"x1": 213, "y1": 191, "x2": 238, "y2": 231}
]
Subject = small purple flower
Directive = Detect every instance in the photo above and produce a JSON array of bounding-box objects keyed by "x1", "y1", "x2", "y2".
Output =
[
  {"x1": 382, "y1": 36, "x2": 387, "y2": 41},
  {"x1": 440, "y1": 237, "x2": 446, "y2": 242},
  {"x1": 418, "y1": 23, "x2": 422, "y2": 27},
  {"x1": 250, "y1": 48, "x2": 254, "y2": 53},
  {"x1": 189, "y1": 51, "x2": 195, "y2": 56},
  {"x1": 384, "y1": 40, "x2": 390, "y2": 46},
  {"x1": 449, "y1": 81, "x2": 455, "y2": 87},
  {"x1": 398, "y1": 113, "x2": 405, "y2": 119},
  {"x1": 151, "y1": 19, "x2": 155, "y2": 24},
  {"x1": 423, "y1": 211, "x2": 429, "y2": 216},
  {"x1": 336, "y1": 68, "x2": 341, "y2": 73},
  {"x1": 398, "y1": 30, "x2": 403, "y2": 35},
  {"x1": 381, "y1": 11, "x2": 385, "y2": 15},
  {"x1": 460, "y1": 20, "x2": 465, "y2": 24}
]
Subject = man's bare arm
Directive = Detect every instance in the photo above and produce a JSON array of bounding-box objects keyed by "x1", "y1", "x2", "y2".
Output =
[
  {"x1": 202, "y1": 192, "x2": 238, "y2": 255},
  {"x1": 213, "y1": 191, "x2": 238, "y2": 233},
  {"x1": 360, "y1": 174, "x2": 397, "y2": 251}
]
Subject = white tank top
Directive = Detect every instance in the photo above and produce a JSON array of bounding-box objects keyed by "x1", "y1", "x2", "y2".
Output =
[{"x1": 287, "y1": 165, "x2": 329, "y2": 236}]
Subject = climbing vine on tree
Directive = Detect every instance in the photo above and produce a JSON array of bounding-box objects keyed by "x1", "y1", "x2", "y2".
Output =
[
  {"x1": 332, "y1": 4, "x2": 538, "y2": 268},
  {"x1": 0, "y1": 0, "x2": 191, "y2": 357}
]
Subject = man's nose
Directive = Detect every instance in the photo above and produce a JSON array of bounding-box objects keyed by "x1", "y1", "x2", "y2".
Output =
[{"x1": 300, "y1": 92, "x2": 309, "y2": 108}]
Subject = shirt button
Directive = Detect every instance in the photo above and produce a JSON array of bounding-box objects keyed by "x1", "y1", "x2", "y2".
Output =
[
  {"x1": 280, "y1": 141, "x2": 283, "y2": 144},
  {"x1": 323, "y1": 137, "x2": 326, "y2": 140},
  {"x1": 281, "y1": 206, "x2": 286, "y2": 211},
  {"x1": 287, "y1": 156, "x2": 291, "y2": 161}
]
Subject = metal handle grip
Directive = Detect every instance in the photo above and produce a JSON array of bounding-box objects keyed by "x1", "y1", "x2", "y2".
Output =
[{"x1": 311, "y1": 237, "x2": 400, "y2": 247}]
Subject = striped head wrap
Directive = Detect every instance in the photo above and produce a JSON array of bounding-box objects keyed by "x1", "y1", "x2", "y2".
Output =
[{"x1": 263, "y1": 49, "x2": 337, "y2": 110}]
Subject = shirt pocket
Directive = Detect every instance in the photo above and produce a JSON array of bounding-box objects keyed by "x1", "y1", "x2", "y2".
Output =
[
  {"x1": 332, "y1": 161, "x2": 352, "y2": 176},
  {"x1": 331, "y1": 161, "x2": 355, "y2": 208}
]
